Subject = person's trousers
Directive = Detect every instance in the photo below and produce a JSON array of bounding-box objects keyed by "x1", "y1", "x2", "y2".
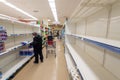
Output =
[{"x1": 34, "y1": 49, "x2": 43, "y2": 62}]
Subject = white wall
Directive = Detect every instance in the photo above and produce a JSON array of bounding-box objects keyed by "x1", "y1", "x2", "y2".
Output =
[
  {"x1": 76, "y1": 20, "x2": 86, "y2": 35},
  {"x1": 103, "y1": 2, "x2": 120, "y2": 79},
  {"x1": 108, "y1": 2, "x2": 120, "y2": 41},
  {"x1": 76, "y1": 20, "x2": 86, "y2": 51},
  {"x1": 85, "y1": 8, "x2": 109, "y2": 64},
  {"x1": 104, "y1": 50, "x2": 120, "y2": 80},
  {"x1": 86, "y1": 8, "x2": 109, "y2": 38},
  {"x1": 66, "y1": 22, "x2": 76, "y2": 34},
  {"x1": 14, "y1": 22, "x2": 26, "y2": 34},
  {"x1": 26, "y1": 25, "x2": 33, "y2": 34}
]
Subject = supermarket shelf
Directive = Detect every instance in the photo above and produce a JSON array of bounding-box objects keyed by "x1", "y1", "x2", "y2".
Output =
[
  {"x1": 1, "y1": 55, "x2": 33, "y2": 80},
  {"x1": 1, "y1": 56, "x2": 26, "y2": 73},
  {"x1": 65, "y1": 43, "x2": 119, "y2": 80},
  {"x1": 8, "y1": 33, "x2": 32, "y2": 37},
  {"x1": 65, "y1": 49, "x2": 82, "y2": 80},
  {"x1": 0, "y1": 41, "x2": 31, "y2": 56},
  {"x1": 0, "y1": 45, "x2": 22, "y2": 56},
  {"x1": 66, "y1": 34, "x2": 120, "y2": 54}
]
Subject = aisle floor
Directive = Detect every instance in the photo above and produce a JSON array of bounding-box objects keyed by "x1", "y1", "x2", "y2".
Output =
[{"x1": 13, "y1": 39, "x2": 69, "y2": 80}]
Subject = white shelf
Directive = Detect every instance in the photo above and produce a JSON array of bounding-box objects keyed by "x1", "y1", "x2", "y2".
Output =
[
  {"x1": 65, "y1": 52, "x2": 75, "y2": 72},
  {"x1": 68, "y1": 33, "x2": 120, "y2": 48},
  {"x1": 0, "y1": 41, "x2": 32, "y2": 56},
  {"x1": 66, "y1": 43, "x2": 119, "y2": 80},
  {"x1": 1, "y1": 57, "x2": 25, "y2": 73},
  {"x1": 1, "y1": 55, "x2": 33, "y2": 80},
  {"x1": 66, "y1": 33, "x2": 120, "y2": 54},
  {"x1": 65, "y1": 50, "x2": 81, "y2": 80},
  {"x1": 7, "y1": 33, "x2": 32, "y2": 37},
  {"x1": 0, "y1": 44, "x2": 22, "y2": 56}
]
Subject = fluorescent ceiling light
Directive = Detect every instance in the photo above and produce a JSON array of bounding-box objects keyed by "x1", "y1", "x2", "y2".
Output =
[
  {"x1": 48, "y1": 0, "x2": 58, "y2": 22},
  {"x1": 48, "y1": 19, "x2": 51, "y2": 21},
  {"x1": 53, "y1": 21, "x2": 60, "y2": 24},
  {"x1": 0, "y1": 14, "x2": 17, "y2": 20},
  {"x1": 0, "y1": 0, "x2": 37, "y2": 20}
]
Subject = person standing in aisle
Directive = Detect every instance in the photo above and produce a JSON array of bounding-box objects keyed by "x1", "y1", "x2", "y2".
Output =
[
  {"x1": 59, "y1": 31, "x2": 62, "y2": 40},
  {"x1": 57, "y1": 31, "x2": 59, "y2": 39},
  {"x1": 30, "y1": 32, "x2": 43, "y2": 64}
]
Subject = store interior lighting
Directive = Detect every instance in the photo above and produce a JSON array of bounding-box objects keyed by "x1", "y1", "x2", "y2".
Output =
[
  {"x1": 48, "y1": 0, "x2": 59, "y2": 23},
  {"x1": 48, "y1": 19, "x2": 51, "y2": 21},
  {"x1": 0, "y1": 14, "x2": 17, "y2": 21},
  {"x1": 0, "y1": 0, "x2": 38, "y2": 20}
]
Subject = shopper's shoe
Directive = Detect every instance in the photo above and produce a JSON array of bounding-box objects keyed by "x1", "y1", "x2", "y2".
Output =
[
  {"x1": 34, "y1": 61, "x2": 39, "y2": 64},
  {"x1": 41, "y1": 60, "x2": 43, "y2": 63}
]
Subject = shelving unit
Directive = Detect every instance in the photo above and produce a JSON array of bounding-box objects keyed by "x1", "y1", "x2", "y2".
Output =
[
  {"x1": 65, "y1": 42, "x2": 119, "y2": 80},
  {"x1": 1, "y1": 56, "x2": 33, "y2": 80},
  {"x1": 65, "y1": 45, "x2": 82, "y2": 80},
  {"x1": 0, "y1": 17, "x2": 40, "y2": 80},
  {"x1": 0, "y1": 41, "x2": 33, "y2": 79},
  {"x1": 65, "y1": 32, "x2": 120, "y2": 80},
  {"x1": 64, "y1": 1, "x2": 120, "y2": 80},
  {"x1": 67, "y1": 34, "x2": 120, "y2": 54},
  {"x1": 0, "y1": 44, "x2": 21, "y2": 56}
]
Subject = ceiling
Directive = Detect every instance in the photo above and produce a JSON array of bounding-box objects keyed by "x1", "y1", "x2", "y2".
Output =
[
  {"x1": 0, "y1": 0, "x2": 118, "y2": 25},
  {"x1": 0, "y1": 0, "x2": 81, "y2": 24}
]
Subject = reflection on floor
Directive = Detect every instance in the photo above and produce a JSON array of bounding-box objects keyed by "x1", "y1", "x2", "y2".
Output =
[{"x1": 13, "y1": 39, "x2": 69, "y2": 80}]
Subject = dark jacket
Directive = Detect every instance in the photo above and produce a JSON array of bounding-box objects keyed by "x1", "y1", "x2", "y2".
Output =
[
  {"x1": 31, "y1": 35, "x2": 42, "y2": 51},
  {"x1": 47, "y1": 35, "x2": 53, "y2": 41}
]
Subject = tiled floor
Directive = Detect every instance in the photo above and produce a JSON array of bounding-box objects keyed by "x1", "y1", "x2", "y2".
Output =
[{"x1": 13, "y1": 39, "x2": 69, "y2": 80}]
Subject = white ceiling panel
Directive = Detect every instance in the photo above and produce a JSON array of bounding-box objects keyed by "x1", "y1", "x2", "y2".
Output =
[
  {"x1": 6, "y1": 0, "x2": 53, "y2": 20},
  {"x1": 0, "y1": 0, "x2": 117, "y2": 24},
  {"x1": 56, "y1": 0, "x2": 81, "y2": 23},
  {"x1": 0, "y1": 0, "x2": 81, "y2": 24},
  {"x1": 0, "y1": 2, "x2": 29, "y2": 19}
]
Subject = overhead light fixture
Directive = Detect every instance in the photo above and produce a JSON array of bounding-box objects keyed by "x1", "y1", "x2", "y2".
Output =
[
  {"x1": 0, "y1": 14, "x2": 17, "y2": 21},
  {"x1": 48, "y1": 19, "x2": 51, "y2": 21},
  {"x1": 0, "y1": 0, "x2": 38, "y2": 20},
  {"x1": 48, "y1": 0, "x2": 58, "y2": 22}
]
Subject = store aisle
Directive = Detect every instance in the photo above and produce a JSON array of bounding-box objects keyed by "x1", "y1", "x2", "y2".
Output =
[{"x1": 13, "y1": 39, "x2": 69, "y2": 80}]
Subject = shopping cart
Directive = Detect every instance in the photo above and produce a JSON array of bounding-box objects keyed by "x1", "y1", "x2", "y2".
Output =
[{"x1": 46, "y1": 40, "x2": 56, "y2": 58}]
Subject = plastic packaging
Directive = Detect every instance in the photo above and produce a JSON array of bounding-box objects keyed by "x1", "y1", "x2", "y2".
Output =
[
  {"x1": 21, "y1": 41, "x2": 29, "y2": 46},
  {"x1": 19, "y1": 49, "x2": 33, "y2": 56}
]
